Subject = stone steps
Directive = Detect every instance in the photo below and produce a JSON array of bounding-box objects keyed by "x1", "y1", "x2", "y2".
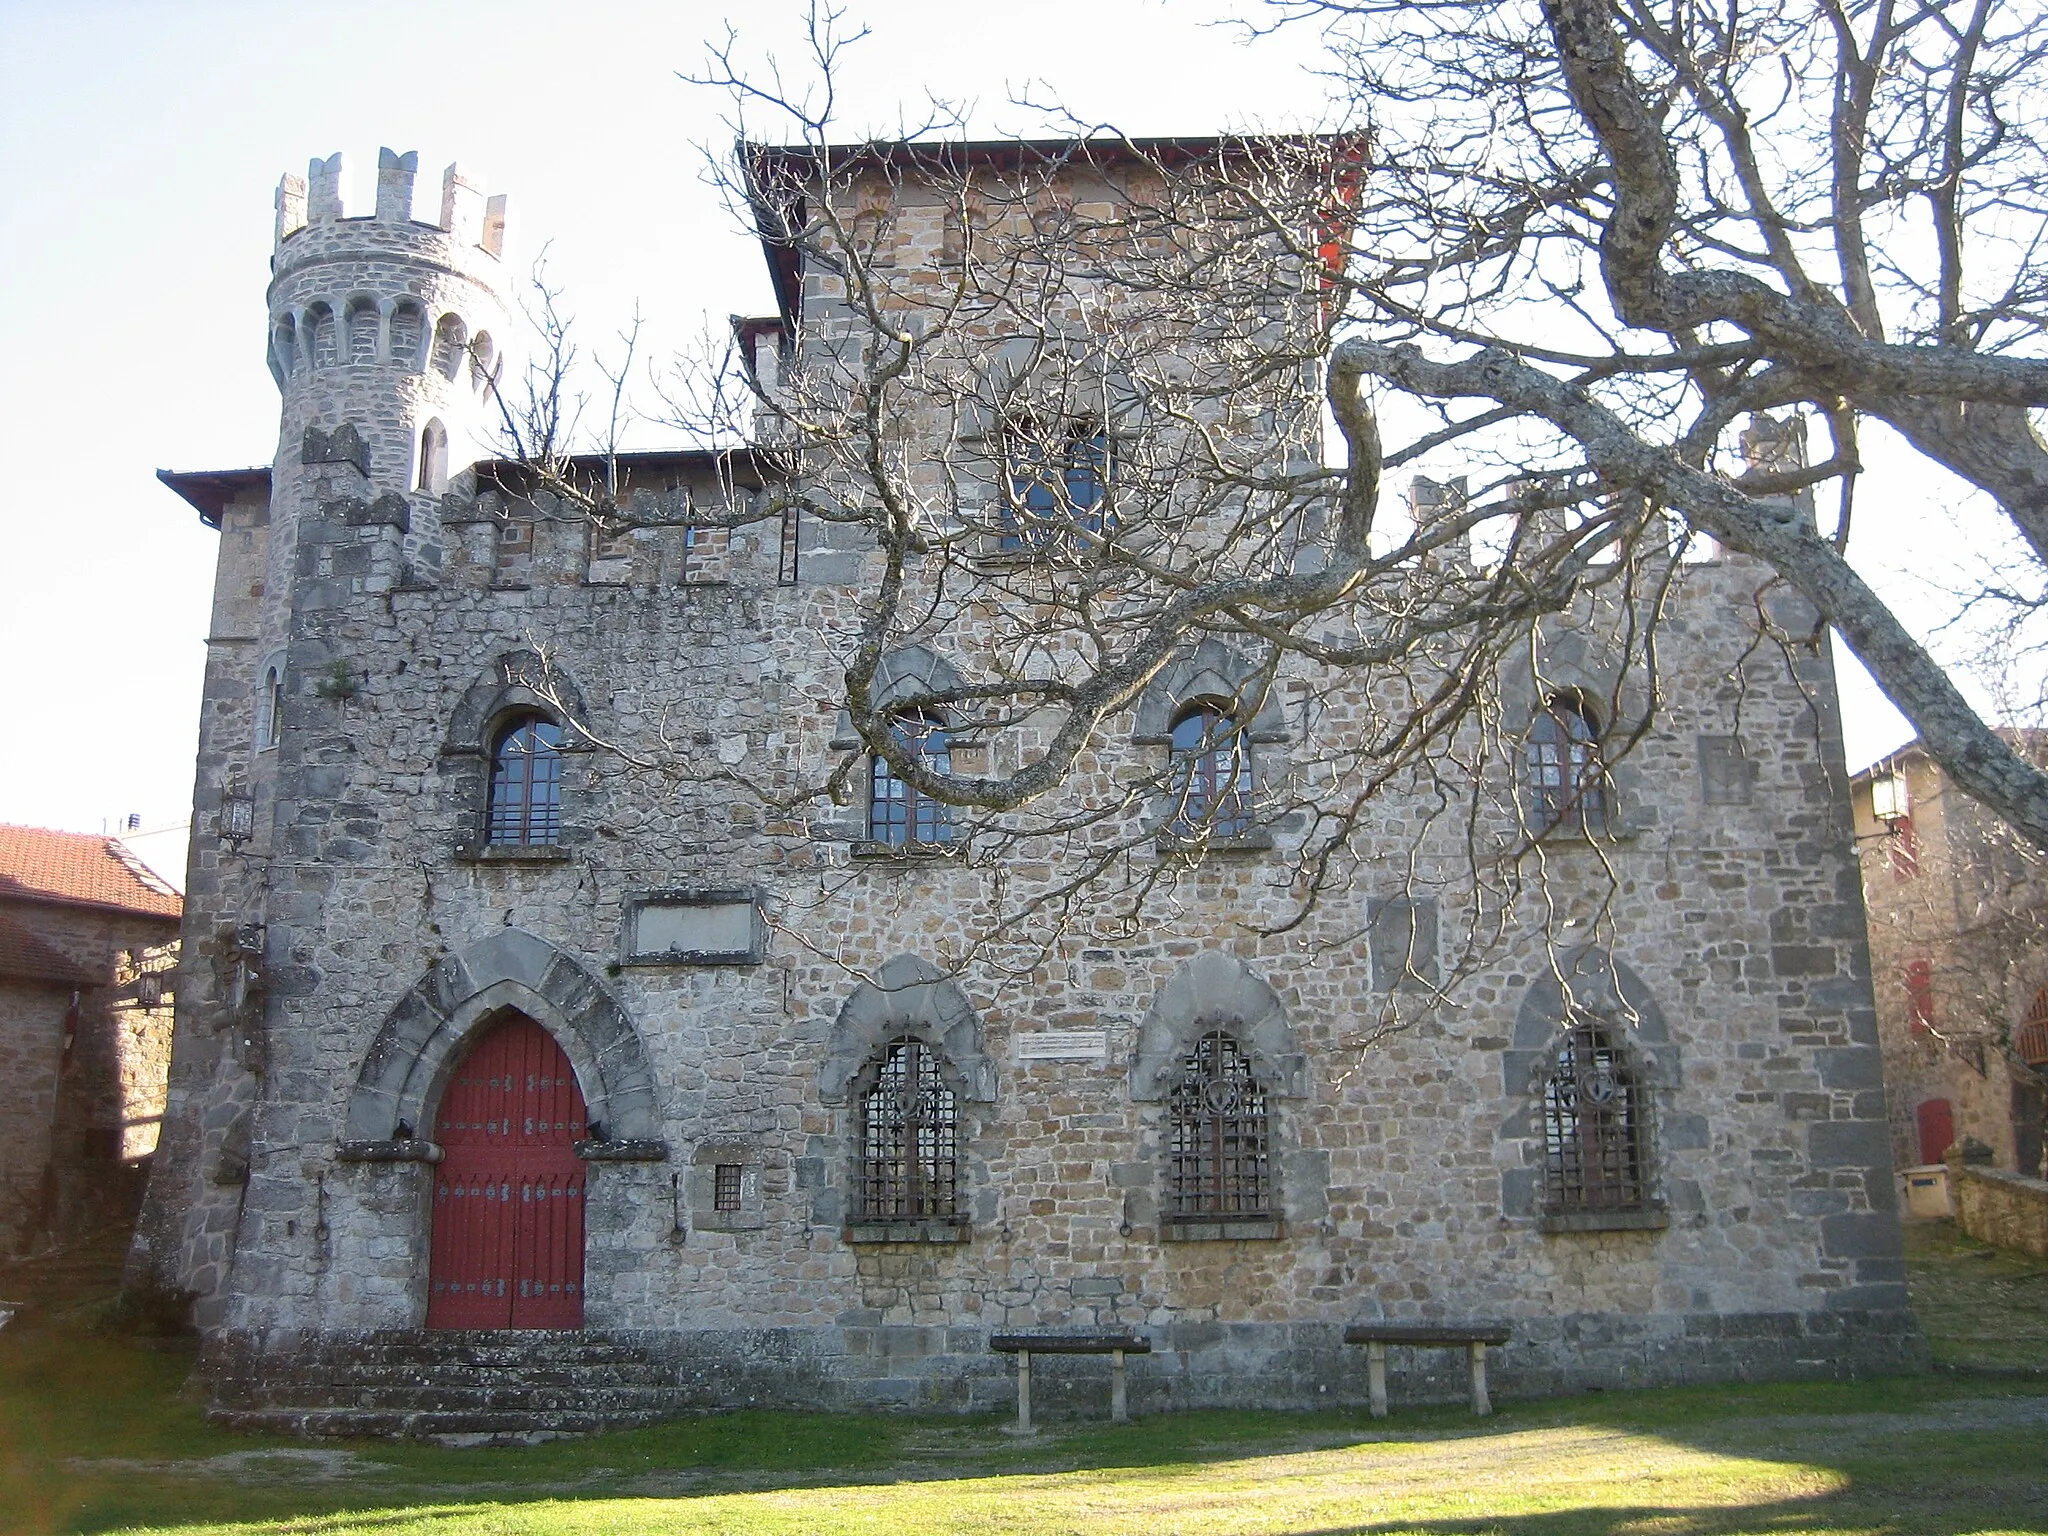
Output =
[{"x1": 202, "y1": 1328, "x2": 684, "y2": 1440}]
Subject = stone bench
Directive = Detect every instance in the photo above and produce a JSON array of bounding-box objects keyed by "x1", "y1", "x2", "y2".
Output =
[
  {"x1": 990, "y1": 1332, "x2": 1151, "y2": 1432},
  {"x1": 1343, "y1": 1323, "x2": 1510, "y2": 1418}
]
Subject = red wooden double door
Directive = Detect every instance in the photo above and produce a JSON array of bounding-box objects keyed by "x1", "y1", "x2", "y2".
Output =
[{"x1": 426, "y1": 1013, "x2": 588, "y2": 1329}]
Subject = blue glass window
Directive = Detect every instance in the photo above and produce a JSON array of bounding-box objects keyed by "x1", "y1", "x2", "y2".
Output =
[
  {"x1": 1525, "y1": 694, "x2": 1606, "y2": 827},
  {"x1": 1168, "y1": 702, "x2": 1255, "y2": 838},
  {"x1": 869, "y1": 710, "x2": 954, "y2": 846},
  {"x1": 488, "y1": 717, "x2": 565, "y2": 845},
  {"x1": 1003, "y1": 428, "x2": 1110, "y2": 551}
]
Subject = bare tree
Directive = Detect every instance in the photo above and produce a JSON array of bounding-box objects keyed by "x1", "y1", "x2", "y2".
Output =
[
  {"x1": 479, "y1": 0, "x2": 2048, "y2": 1001},
  {"x1": 1260, "y1": 0, "x2": 2048, "y2": 845}
]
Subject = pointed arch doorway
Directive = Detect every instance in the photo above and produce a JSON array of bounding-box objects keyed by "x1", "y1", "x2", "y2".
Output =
[{"x1": 426, "y1": 1012, "x2": 588, "y2": 1329}]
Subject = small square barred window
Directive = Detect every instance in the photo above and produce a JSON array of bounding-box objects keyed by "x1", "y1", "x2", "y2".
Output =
[
  {"x1": 858, "y1": 1038, "x2": 958, "y2": 1220},
  {"x1": 1167, "y1": 1031, "x2": 1272, "y2": 1219},
  {"x1": 713, "y1": 1163, "x2": 742, "y2": 1213},
  {"x1": 1542, "y1": 1020, "x2": 1648, "y2": 1213}
]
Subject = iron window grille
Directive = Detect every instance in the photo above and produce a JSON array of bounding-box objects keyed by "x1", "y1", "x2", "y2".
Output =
[
  {"x1": 1167, "y1": 702, "x2": 1256, "y2": 838},
  {"x1": 1167, "y1": 1031, "x2": 1272, "y2": 1219},
  {"x1": 858, "y1": 1037, "x2": 959, "y2": 1220},
  {"x1": 1541, "y1": 1020, "x2": 1648, "y2": 1214},
  {"x1": 713, "y1": 1162, "x2": 743, "y2": 1213},
  {"x1": 488, "y1": 717, "x2": 565, "y2": 846},
  {"x1": 868, "y1": 710, "x2": 955, "y2": 846},
  {"x1": 1525, "y1": 693, "x2": 1607, "y2": 828},
  {"x1": 2018, "y1": 989, "x2": 2048, "y2": 1067},
  {"x1": 1002, "y1": 425, "x2": 1111, "y2": 552}
]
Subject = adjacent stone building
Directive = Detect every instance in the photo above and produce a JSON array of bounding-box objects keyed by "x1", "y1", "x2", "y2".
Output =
[
  {"x1": 1850, "y1": 743, "x2": 2048, "y2": 1181},
  {"x1": 136, "y1": 141, "x2": 1920, "y2": 1435},
  {"x1": 1, "y1": 825, "x2": 181, "y2": 1254}
]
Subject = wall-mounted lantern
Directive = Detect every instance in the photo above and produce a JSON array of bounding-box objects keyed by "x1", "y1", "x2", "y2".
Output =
[
  {"x1": 1870, "y1": 769, "x2": 1910, "y2": 823},
  {"x1": 219, "y1": 782, "x2": 256, "y2": 849}
]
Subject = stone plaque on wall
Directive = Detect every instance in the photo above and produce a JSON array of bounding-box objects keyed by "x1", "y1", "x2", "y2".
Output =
[
  {"x1": 1699, "y1": 734, "x2": 1754, "y2": 805},
  {"x1": 1013, "y1": 1029, "x2": 1109, "y2": 1062},
  {"x1": 625, "y1": 890, "x2": 762, "y2": 965},
  {"x1": 1368, "y1": 896, "x2": 1439, "y2": 991}
]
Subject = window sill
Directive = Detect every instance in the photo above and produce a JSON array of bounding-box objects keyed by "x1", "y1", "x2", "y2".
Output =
[
  {"x1": 1155, "y1": 828, "x2": 1274, "y2": 856},
  {"x1": 845, "y1": 1219, "x2": 970, "y2": 1244},
  {"x1": 694, "y1": 1211, "x2": 768, "y2": 1232},
  {"x1": 455, "y1": 843, "x2": 571, "y2": 864},
  {"x1": 1518, "y1": 819, "x2": 1635, "y2": 849},
  {"x1": 1160, "y1": 1217, "x2": 1283, "y2": 1242},
  {"x1": 1538, "y1": 1208, "x2": 1669, "y2": 1234},
  {"x1": 850, "y1": 839, "x2": 962, "y2": 861}
]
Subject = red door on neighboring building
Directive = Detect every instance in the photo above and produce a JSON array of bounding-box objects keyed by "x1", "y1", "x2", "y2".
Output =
[
  {"x1": 1916, "y1": 1097, "x2": 1956, "y2": 1167},
  {"x1": 426, "y1": 1014, "x2": 587, "y2": 1329}
]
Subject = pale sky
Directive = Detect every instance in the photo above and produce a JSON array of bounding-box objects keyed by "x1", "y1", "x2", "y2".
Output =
[{"x1": 0, "y1": 0, "x2": 1922, "y2": 888}]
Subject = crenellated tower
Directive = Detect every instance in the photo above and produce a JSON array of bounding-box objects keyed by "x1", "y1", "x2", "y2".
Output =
[
  {"x1": 263, "y1": 147, "x2": 511, "y2": 610},
  {"x1": 134, "y1": 148, "x2": 513, "y2": 1328}
]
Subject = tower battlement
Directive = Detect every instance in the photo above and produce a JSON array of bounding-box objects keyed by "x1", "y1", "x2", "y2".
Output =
[{"x1": 274, "y1": 148, "x2": 508, "y2": 259}]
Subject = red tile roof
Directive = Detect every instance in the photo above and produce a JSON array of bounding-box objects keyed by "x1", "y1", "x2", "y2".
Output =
[
  {"x1": 0, "y1": 910, "x2": 97, "y2": 986},
  {"x1": 0, "y1": 825, "x2": 183, "y2": 921}
]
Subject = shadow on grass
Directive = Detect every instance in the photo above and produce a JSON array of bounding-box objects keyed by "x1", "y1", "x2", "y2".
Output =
[{"x1": 8, "y1": 1322, "x2": 2048, "y2": 1536}]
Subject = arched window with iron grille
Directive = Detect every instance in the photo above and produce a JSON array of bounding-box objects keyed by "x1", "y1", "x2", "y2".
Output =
[
  {"x1": 857, "y1": 1037, "x2": 959, "y2": 1221},
  {"x1": 487, "y1": 716, "x2": 564, "y2": 846},
  {"x1": 1166, "y1": 1031, "x2": 1272, "y2": 1219},
  {"x1": 1524, "y1": 692, "x2": 1607, "y2": 828},
  {"x1": 868, "y1": 710, "x2": 954, "y2": 846},
  {"x1": 1542, "y1": 1019, "x2": 1648, "y2": 1214},
  {"x1": 1168, "y1": 701, "x2": 1255, "y2": 838}
]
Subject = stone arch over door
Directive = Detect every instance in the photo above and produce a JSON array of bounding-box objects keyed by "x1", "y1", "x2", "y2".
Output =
[{"x1": 343, "y1": 929, "x2": 665, "y2": 1150}]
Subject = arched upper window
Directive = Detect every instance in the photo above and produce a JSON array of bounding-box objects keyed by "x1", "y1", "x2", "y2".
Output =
[
  {"x1": 389, "y1": 302, "x2": 424, "y2": 369},
  {"x1": 1541, "y1": 1019, "x2": 1647, "y2": 1214},
  {"x1": 347, "y1": 298, "x2": 380, "y2": 364},
  {"x1": 1002, "y1": 423, "x2": 1111, "y2": 552},
  {"x1": 487, "y1": 716, "x2": 565, "y2": 846},
  {"x1": 417, "y1": 418, "x2": 449, "y2": 494},
  {"x1": 857, "y1": 1037, "x2": 958, "y2": 1220},
  {"x1": 1525, "y1": 692, "x2": 1606, "y2": 828},
  {"x1": 869, "y1": 710, "x2": 953, "y2": 846},
  {"x1": 431, "y1": 313, "x2": 467, "y2": 381},
  {"x1": 1167, "y1": 1031, "x2": 1272, "y2": 1220},
  {"x1": 469, "y1": 331, "x2": 498, "y2": 393},
  {"x1": 271, "y1": 319, "x2": 297, "y2": 382},
  {"x1": 255, "y1": 662, "x2": 284, "y2": 751},
  {"x1": 1168, "y1": 701, "x2": 1255, "y2": 838},
  {"x1": 306, "y1": 304, "x2": 337, "y2": 369}
]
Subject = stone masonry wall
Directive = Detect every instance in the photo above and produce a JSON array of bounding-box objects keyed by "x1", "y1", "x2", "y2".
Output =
[
  {"x1": 1951, "y1": 1160, "x2": 2048, "y2": 1259},
  {"x1": 0, "y1": 982, "x2": 71, "y2": 1252}
]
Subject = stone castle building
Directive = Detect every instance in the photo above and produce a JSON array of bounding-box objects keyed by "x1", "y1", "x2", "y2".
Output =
[
  {"x1": 137, "y1": 141, "x2": 1921, "y2": 1434},
  {"x1": 1850, "y1": 743, "x2": 2048, "y2": 1182}
]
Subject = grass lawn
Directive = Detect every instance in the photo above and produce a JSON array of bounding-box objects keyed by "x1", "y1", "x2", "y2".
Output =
[{"x1": 0, "y1": 1219, "x2": 2043, "y2": 1536}]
